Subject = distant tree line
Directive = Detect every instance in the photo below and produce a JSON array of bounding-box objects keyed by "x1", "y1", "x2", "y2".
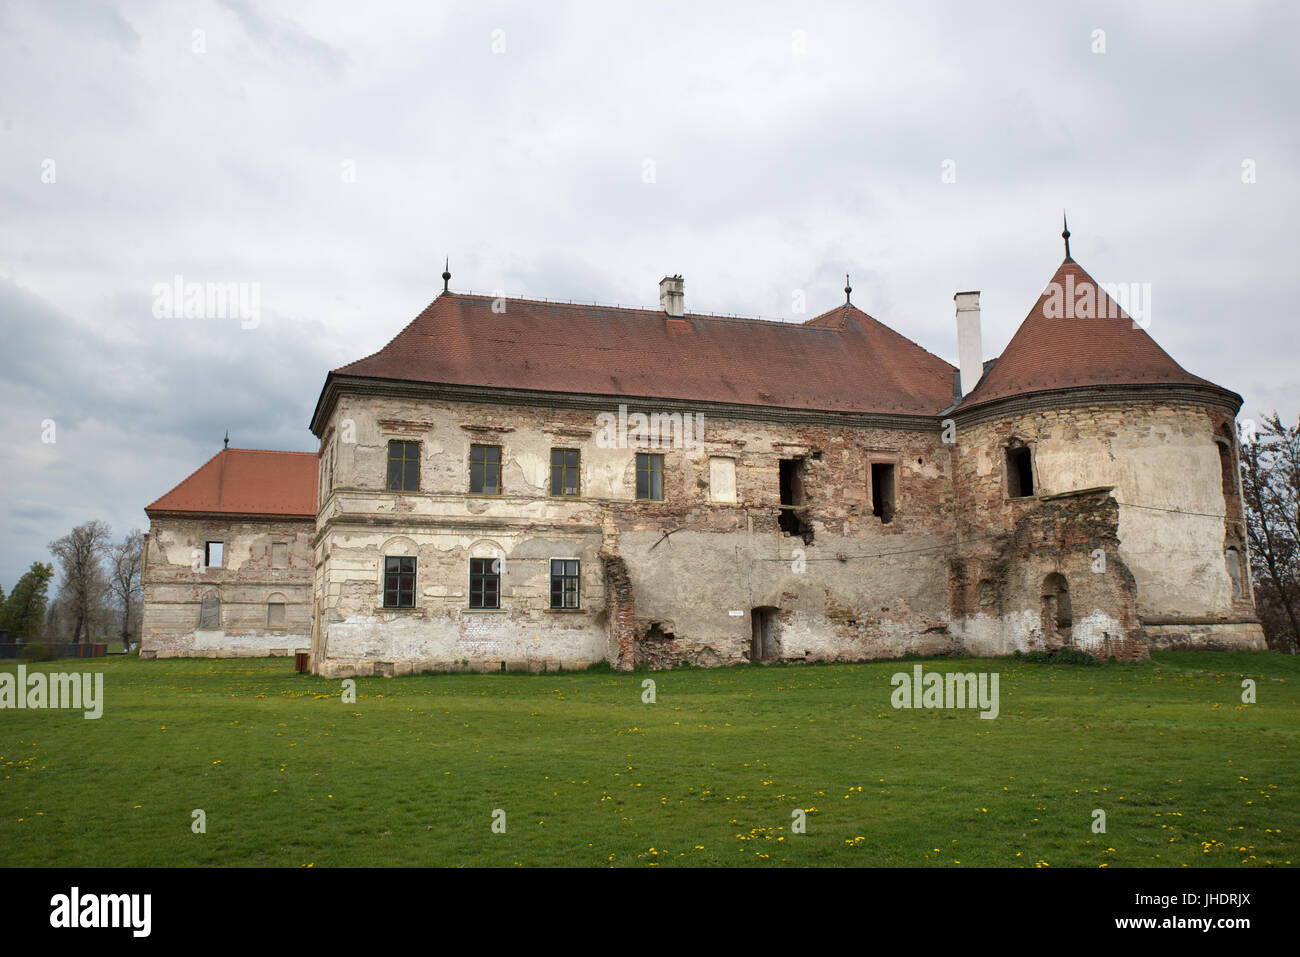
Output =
[{"x1": 0, "y1": 523, "x2": 144, "y2": 652}]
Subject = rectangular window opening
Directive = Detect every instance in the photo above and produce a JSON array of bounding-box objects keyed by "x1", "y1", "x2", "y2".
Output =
[
  {"x1": 550, "y1": 559, "x2": 580, "y2": 609},
  {"x1": 550, "y1": 448, "x2": 580, "y2": 497},
  {"x1": 871, "y1": 463, "x2": 896, "y2": 524},
  {"x1": 469, "y1": 557, "x2": 500, "y2": 609},
  {"x1": 1007, "y1": 446, "x2": 1034, "y2": 498},
  {"x1": 204, "y1": 541, "x2": 224, "y2": 569},
  {"x1": 387, "y1": 440, "x2": 420, "y2": 492},
  {"x1": 267, "y1": 602, "x2": 286, "y2": 628},
  {"x1": 470, "y1": 444, "x2": 502, "y2": 495},
  {"x1": 636, "y1": 452, "x2": 664, "y2": 501},
  {"x1": 383, "y1": 556, "x2": 416, "y2": 608},
  {"x1": 778, "y1": 458, "x2": 810, "y2": 536}
]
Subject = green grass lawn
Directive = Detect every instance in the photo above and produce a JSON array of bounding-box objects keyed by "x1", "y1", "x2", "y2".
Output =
[{"x1": 0, "y1": 651, "x2": 1296, "y2": 867}]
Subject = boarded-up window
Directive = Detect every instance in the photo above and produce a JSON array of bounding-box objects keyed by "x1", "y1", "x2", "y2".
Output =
[
  {"x1": 271, "y1": 542, "x2": 289, "y2": 568},
  {"x1": 709, "y1": 457, "x2": 736, "y2": 503},
  {"x1": 205, "y1": 541, "x2": 224, "y2": 568},
  {"x1": 199, "y1": 595, "x2": 220, "y2": 629},
  {"x1": 267, "y1": 602, "x2": 286, "y2": 628}
]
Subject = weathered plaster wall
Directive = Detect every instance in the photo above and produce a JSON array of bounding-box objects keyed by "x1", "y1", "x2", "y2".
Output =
[
  {"x1": 305, "y1": 391, "x2": 1264, "y2": 675},
  {"x1": 141, "y1": 516, "x2": 314, "y2": 658},
  {"x1": 311, "y1": 393, "x2": 959, "y2": 676}
]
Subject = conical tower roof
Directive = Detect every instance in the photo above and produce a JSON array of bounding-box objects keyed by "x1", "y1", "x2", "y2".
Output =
[{"x1": 958, "y1": 257, "x2": 1231, "y2": 410}]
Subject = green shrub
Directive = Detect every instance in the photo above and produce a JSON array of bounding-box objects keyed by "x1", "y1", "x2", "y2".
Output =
[{"x1": 20, "y1": 640, "x2": 60, "y2": 662}]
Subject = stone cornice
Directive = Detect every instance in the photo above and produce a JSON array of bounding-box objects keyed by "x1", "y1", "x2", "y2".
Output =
[
  {"x1": 145, "y1": 510, "x2": 316, "y2": 524},
  {"x1": 948, "y1": 383, "x2": 1243, "y2": 428},
  {"x1": 311, "y1": 510, "x2": 603, "y2": 548},
  {"x1": 312, "y1": 374, "x2": 1245, "y2": 439},
  {"x1": 309, "y1": 374, "x2": 942, "y2": 436}
]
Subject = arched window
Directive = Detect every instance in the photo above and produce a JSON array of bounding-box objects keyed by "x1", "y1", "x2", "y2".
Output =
[
  {"x1": 1041, "y1": 573, "x2": 1072, "y2": 646},
  {"x1": 1214, "y1": 430, "x2": 1237, "y2": 499}
]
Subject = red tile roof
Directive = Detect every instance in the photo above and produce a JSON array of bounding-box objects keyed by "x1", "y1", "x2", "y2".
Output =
[
  {"x1": 958, "y1": 258, "x2": 1229, "y2": 410},
  {"x1": 145, "y1": 448, "x2": 317, "y2": 519},
  {"x1": 325, "y1": 294, "x2": 957, "y2": 418}
]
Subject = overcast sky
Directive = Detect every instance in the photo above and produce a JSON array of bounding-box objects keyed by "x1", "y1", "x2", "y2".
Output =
[{"x1": 1, "y1": 0, "x2": 1296, "y2": 589}]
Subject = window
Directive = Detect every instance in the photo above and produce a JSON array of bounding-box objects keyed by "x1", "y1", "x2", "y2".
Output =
[
  {"x1": 267, "y1": 601, "x2": 286, "y2": 628},
  {"x1": 709, "y1": 457, "x2": 736, "y2": 503},
  {"x1": 636, "y1": 452, "x2": 663, "y2": 501},
  {"x1": 204, "y1": 541, "x2": 224, "y2": 569},
  {"x1": 778, "y1": 458, "x2": 808, "y2": 536},
  {"x1": 551, "y1": 448, "x2": 580, "y2": 497},
  {"x1": 1007, "y1": 445, "x2": 1034, "y2": 498},
  {"x1": 383, "y1": 556, "x2": 416, "y2": 608},
  {"x1": 387, "y1": 440, "x2": 420, "y2": 492},
  {"x1": 550, "y1": 559, "x2": 580, "y2": 609},
  {"x1": 469, "y1": 557, "x2": 500, "y2": 609},
  {"x1": 871, "y1": 463, "x2": 896, "y2": 524},
  {"x1": 470, "y1": 444, "x2": 502, "y2": 495},
  {"x1": 271, "y1": 542, "x2": 288, "y2": 568}
]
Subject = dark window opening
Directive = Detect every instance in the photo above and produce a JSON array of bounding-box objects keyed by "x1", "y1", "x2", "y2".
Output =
[
  {"x1": 383, "y1": 556, "x2": 416, "y2": 608},
  {"x1": 469, "y1": 557, "x2": 500, "y2": 609},
  {"x1": 1216, "y1": 437, "x2": 1236, "y2": 499},
  {"x1": 1007, "y1": 445, "x2": 1034, "y2": 498},
  {"x1": 871, "y1": 463, "x2": 896, "y2": 524},
  {"x1": 470, "y1": 444, "x2": 502, "y2": 495},
  {"x1": 550, "y1": 559, "x2": 580, "y2": 609},
  {"x1": 387, "y1": 440, "x2": 420, "y2": 492},
  {"x1": 778, "y1": 458, "x2": 811, "y2": 537},
  {"x1": 551, "y1": 448, "x2": 580, "y2": 497},
  {"x1": 778, "y1": 458, "x2": 805, "y2": 507},
  {"x1": 636, "y1": 452, "x2": 663, "y2": 501}
]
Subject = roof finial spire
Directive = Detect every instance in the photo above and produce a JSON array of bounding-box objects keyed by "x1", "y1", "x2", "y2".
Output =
[
  {"x1": 442, "y1": 257, "x2": 451, "y2": 294},
  {"x1": 844, "y1": 273, "x2": 852, "y2": 305},
  {"x1": 223, "y1": 429, "x2": 229, "y2": 450},
  {"x1": 1062, "y1": 211, "x2": 1072, "y2": 262}
]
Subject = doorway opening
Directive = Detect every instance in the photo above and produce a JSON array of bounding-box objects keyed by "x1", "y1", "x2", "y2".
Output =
[{"x1": 750, "y1": 607, "x2": 781, "y2": 663}]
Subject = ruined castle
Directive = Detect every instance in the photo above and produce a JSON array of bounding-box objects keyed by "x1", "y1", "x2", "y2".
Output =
[{"x1": 140, "y1": 234, "x2": 1266, "y2": 674}]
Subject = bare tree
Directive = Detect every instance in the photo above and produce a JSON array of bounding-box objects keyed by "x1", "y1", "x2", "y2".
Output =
[
  {"x1": 1241, "y1": 412, "x2": 1300, "y2": 653},
  {"x1": 107, "y1": 529, "x2": 145, "y2": 651},
  {"x1": 48, "y1": 520, "x2": 113, "y2": 645}
]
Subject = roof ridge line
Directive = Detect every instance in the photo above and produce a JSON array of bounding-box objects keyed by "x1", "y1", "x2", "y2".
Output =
[{"x1": 443, "y1": 290, "x2": 842, "y2": 327}]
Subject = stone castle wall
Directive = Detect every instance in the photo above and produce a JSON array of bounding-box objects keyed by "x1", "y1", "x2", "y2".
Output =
[{"x1": 141, "y1": 515, "x2": 314, "y2": 658}]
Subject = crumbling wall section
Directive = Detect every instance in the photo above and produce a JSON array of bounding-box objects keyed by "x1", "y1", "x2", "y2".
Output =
[
  {"x1": 951, "y1": 399, "x2": 1264, "y2": 651},
  {"x1": 141, "y1": 515, "x2": 314, "y2": 658}
]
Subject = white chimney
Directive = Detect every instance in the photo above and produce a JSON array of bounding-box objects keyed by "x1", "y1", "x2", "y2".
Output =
[
  {"x1": 954, "y1": 291, "x2": 982, "y2": 398},
  {"x1": 659, "y1": 275, "x2": 684, "y2": 318}
]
